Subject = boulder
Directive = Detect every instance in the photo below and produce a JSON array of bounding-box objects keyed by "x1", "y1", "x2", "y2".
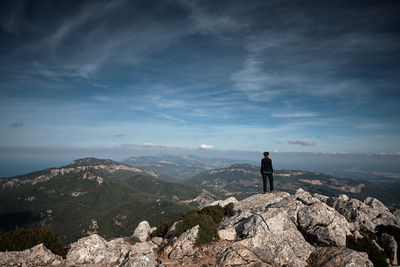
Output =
[
  {"x1": 236, "y1": 208, "x2": 314, "y2": 267},
  {"x1": 393, "y1": 209, "x2": 400, "y2": 221},
  {"x1": 267, "y1": 194, "x2": 306, "y2": 226},
  {"x1": 233, "y1": 191, "x2": 290, "y2": 213},
  {"x1": 66, "y1": 234, "x2": 156, "y2": 266},
  {"x1": 326, "y1": 195, "x2": 400, "y2": 233},
  {"x1": 297, "y1": 201, "x2": 351, "y2": 246},
  {"x1": 133, "y1": 220, "x2": 152, "y2": 242},
  {"x1": 308, "y1": 246, "x2": 373, "y2": 267},
  {"x1": 165, "y1": 220, "x2": 179, "y2": 238},
  {"x1": 217, "y1": 243, "x2": 268, "y2": 266},
  {"x1": 164, "y1": 225, "x2": 200, "y2": 260},
  {"x1": 295, "y1": 188, "x2": 319, "y2": 205},
  {"x1": 218, "y1": 227, "x2": 236, "y2": 241},
  {"x1": 313, "y1": 193, "x2": 329, "y2": 203},
  {"x1": 0, "y1": 243, "x2": 63, "y2": 266},
  {"x1": 207, "y1": 196, "x2": 238, "y2": 208},
  {"x1": 378, "y1": 233, "x2": 398, "y2": 266}
]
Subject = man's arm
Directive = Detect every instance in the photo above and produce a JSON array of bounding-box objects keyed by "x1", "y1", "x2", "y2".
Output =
[
  {"x1": 260, "y1": 159, "x2": 263, "y2": 173},
  {"x1": 270, "y1": 159, "x2": 274, "y2": 173}
]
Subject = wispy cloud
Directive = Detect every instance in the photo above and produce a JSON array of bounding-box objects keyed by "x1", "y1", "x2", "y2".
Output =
[
  {"x1": 231, "y1": 56, "x2": 290, "y2": 101},
  {"x1": 175, "y1": 0, "x2": 244, "y2": 34},
  {"x1": 199, "y1": 144, "x2": 214, "y2": 149},
  {"x1": 136, "y1": 143, "x2": 175, "y2": 148},
  {"x1": 288, "y1": 139, "x2": 316, "y2": 146},
  {"x1": 272, "y1": 112, "x2": 317, "y2": 118},
  {"x1": 114, "y1": 134, "x2": 126, "y2": 138}
]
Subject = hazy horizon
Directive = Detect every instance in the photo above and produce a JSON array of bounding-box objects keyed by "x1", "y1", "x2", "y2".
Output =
[{"x1": 1, "y1": 145, "x2": 399, "y2": 178}]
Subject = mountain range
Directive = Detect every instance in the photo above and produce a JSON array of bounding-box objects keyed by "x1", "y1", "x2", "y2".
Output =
[
  {"x1": 123, "y1": 154, "x2": 247, "y2": 181},
  {"x1": 1, "y1": 156, "x2": 399, "y2": 246},
  {"x1": 0, "y1": 158, "x2": 203, "y2": 243}
]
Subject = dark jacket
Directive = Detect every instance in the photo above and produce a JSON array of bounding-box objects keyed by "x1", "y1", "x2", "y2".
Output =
[{"x1": 260, "y1": 158, "x2": 274, "y2": 173}]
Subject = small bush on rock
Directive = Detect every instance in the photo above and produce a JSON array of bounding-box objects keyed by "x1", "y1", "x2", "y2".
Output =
[
  {"x1": 125, "y1": 236, "x2": 141, "y2": 245},
  {"x1": 223, "y1": 203, "x2": 235, "y2": 217},
  {"x1": 199, "y1": 205, "x2": 224, "y2": 225},
  {"x1": 0, "y1": 225, "x2": 66, "y2": 257},
  {"x1": 175, "y1": 213, "x2": 219, "y2": 245},
  {"x1": 346, "y1": 235, "x2": 388, "y2": 267},
  {"x1": 151, "y1": 219, "x2": 175, "y2": 238},
  {"x1": 153, "y1": 203, "x2": 235, "y2": 245},
  {"x1": 195, "y1": 215, "x2": 219, "y2": 245},
  {"x1": 179, "y1": 209, "x2": 199, "y2": 220}
]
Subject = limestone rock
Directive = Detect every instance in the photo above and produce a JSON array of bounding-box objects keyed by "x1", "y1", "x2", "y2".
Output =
[
  {"x1": 234, "y1": 191, "x2": 290, "y2": 213},
  {"x1": 295, "y1": 188, "x2": 319, "y2": 205},
  {"x1": 207, "y1": 196, "x2": 238, "y2": 208},
  {"x1": 236, "y1": 208, "x2": 314, "y2": 267},
  {"x1": 66, "y1": 234, "x2": 156, "y2": 266},
  {"x1": 378, "y1": 233, "x2": 398, "y2": 266},
  {"x1": 393, "y1": 209, "x2": 400, "y2": 221},
  {"x1": 298, "y1": 201, "x2": 351, "y2": 246},
  {"x1": 313, "y1": 193, "x2": 329, "y2": 203},
  {"x1": 218, "y1": 227, "x2": 236, "y2": 241},
  {"x1": 267, "y1": 194, "x2": 306, "y2": 226},
  {"x1": 326, "y1": 195, "x2": 400, "y2": 233},
  {"x1": 165, "y1": 220, "x2": 179, "y2": 238},
  {"x1": 308, "y1": 246, "x2": 373, "y2": 267},
  {"x1": 217, "y1": 243, "x2": 269, "y2": 266},
  {"x1": 0, "y1": 243, "x2": 63, "y2": 266},
  {"x1": 133, "y1": 220, "x2": 152, "y2": 242},
  {"x1": 124, "y1": 241, "x2": 156, "y2": 267},
  {"x1": 164, "y1": 225, "x2": 199, "y2": 260}
]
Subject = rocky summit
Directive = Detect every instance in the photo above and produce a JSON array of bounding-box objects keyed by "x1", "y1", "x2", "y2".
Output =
[{"x1": 1, "y1": 188, "x2": 399, "y2": 266}]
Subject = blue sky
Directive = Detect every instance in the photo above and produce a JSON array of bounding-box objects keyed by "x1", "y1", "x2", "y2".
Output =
[{"x1": 1, "y1": 0, "x2": 400, "y2": 162}]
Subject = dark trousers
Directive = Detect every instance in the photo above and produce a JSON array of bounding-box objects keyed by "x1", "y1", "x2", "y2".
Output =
[{"x1": 262, "y1": 173, "x2": 273, "y2": 192}]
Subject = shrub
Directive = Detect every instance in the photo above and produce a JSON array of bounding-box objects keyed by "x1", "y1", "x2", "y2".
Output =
[
  {"x1": 151, "y1": 219, "x2": 175, "y2": 238},
  {"x1": 179, "y1": 209, "x2": 199, "y2": 220},
  {"x1": 153, "y1": 203, "x2": 234, "y2": 246},
  {"x1": 0, "y1": 225, "x2": 67, "y2": 257},
  {"x1": 175, "y1": 213, "x2": 219, "y2": 245},
  {"x1": 125, "y1": 236, "x2": 141, "y2": 245},
  {"x1": 199, "y1": 205, "x2": 224, "y2": 225},
  {"x1": 195, "y1": 215, "x2": 219, "y2": 245},
  {"x1": 346, "y1": 235, "x2": 388, "y2": 267},
  {"x1": 223, "y1": 203, "x2": 235, "y2": 217}
]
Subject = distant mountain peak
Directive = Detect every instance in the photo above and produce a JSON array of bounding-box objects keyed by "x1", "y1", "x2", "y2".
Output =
[{"x1": 70, "y1": 158, "x2": 117, "y2": 166}]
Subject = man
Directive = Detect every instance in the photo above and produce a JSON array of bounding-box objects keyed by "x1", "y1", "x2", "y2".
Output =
[{"x1": 260, "y1": 151, "x2": 274, "y2": 193}]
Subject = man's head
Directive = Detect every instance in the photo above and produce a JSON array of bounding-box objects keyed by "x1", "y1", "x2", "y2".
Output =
[{"x1": 263, "y1": 151, "x2": 269, "y2": 158}]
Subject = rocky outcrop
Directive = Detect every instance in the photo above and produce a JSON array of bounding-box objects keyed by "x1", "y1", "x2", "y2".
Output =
[
  {"x1": 217, "y1": 243, "x2": 267, "y2": 266},
  {"x1": 66, "y1": 234, "x2": 156, "y2": 266},
  {"x1": 207, "y1": 196, "x2": 238, "y2": 208},
  {"x1": 164, "y1": 225, "x2": 200, "y2": 259},
  {"x1": 2, "y1": 189, "x2": 399, "y2": 266},
  {"x1": 325, "y1": 194, "x2": 400, "y2": 233},
  {"x1": 308, "y1": 246, "x2": 373, "y2": 267},
  {"x1": 297, "y1": 201, "x2": 351, "y2": 246},
  {"x1": 236, "y1": 209, "x2": 314, "y2": 267},
  {"x1": 133, "y1": 220, "x2": 152, "y2": 242},
  {"x1": 0, "y1": 244, "x2": 63, "y2": 266}
]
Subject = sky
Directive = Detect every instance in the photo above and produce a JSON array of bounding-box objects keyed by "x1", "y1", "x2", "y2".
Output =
[{"x1": 1, "y1": 0, "x2": 400, "y2": 173}]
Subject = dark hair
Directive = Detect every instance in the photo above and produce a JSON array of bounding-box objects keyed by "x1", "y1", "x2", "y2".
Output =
[{"x1": 263, "y1": 151, "x2": 269, "y2": 156}]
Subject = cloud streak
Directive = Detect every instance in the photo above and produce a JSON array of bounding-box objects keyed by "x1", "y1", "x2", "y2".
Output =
[{"x1": 288, "y1": 140, "x2": 316, "y2": 146}]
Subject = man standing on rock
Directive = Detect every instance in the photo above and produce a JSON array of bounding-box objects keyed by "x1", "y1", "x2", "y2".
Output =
[{"x1": 260, "y1": 151, "x2": 274, "y2": 193}]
